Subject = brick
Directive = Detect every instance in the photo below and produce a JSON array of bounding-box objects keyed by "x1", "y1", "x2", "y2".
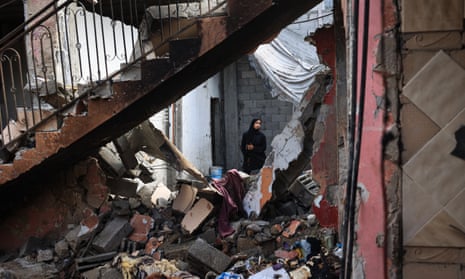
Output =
[
  {"x1": 172, "y1": 184, "x2": 198, "y2": 213},
  {"x1": 37, "y1": 249, "x2": 54, "y2": 262},
  {"x1": 144, "y1": 237, "x2": 161, "y2": 256},
  {"x1": 54, "y1": 239, "x2": 69, "y2": 259},
  {"x1": 248, "y1": 78, "x2": 264, "y2": 86},
  {"x1": 239, "y1": 85, "x2": 254, "y2": 93},
  {"x1": 187, "y1": 238, "x2": 232, "y2": 274},
  {"x1": 274, "y1": 249, "x2": 299, "y2": 260},
  {"x1": 282, "y1": 220, "x2": 302, "y2": 238},
  {"x1": 181, "y1": 198, "x2": 214, "y2": 234},
  {"x1": 241, "y1": 71, "x2": 256, "y2": 78},
  {"x1": 84, "y1": 159, "x2": 109, "y2": 209},
  {"x1": 80, "y1": 209, "x2": 100, "y2": 235},
  {"x1": 128, "y1": 214, "x2": 154, "y2": 243},
  {"x1": 92, "y1": 217, "x2": 133, "y2": 252},
  {"x1": 238, "y1": 93, "x2": 250, "y2": 101},
  {"x1": 236, "y1": 237, "x2": 257, "y2": 252}
]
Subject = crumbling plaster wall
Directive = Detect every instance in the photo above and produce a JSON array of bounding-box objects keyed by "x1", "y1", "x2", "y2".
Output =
[
  {"x1": 338, "y1": 0, "x2": 402, "y2": 278},
  {"x1": 311, "y1": 26, "x2": 338, "y2": 197}
]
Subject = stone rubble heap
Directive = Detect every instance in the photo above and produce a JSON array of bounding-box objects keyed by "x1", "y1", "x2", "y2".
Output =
[{"x1": 0, "y1": 163, "x2": 341, "y2": 279}]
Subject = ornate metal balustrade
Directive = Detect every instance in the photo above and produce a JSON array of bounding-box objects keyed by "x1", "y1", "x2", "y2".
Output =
[{"x1": 0, "y1": 0, "x2": 226, "y2": 156}]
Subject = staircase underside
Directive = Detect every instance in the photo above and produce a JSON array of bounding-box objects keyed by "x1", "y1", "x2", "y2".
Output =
[{"x1": 0, "y1": 0, "x2": 321, "y2": 193}]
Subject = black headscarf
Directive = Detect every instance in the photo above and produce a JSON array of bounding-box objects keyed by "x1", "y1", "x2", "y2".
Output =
[{"x1": 244, "y1": 118, "x2": 261, "y2": 142}]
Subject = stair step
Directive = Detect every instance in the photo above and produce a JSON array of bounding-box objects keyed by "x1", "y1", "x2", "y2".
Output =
[
  {"x1": 0, "y1": 148, "x2": 45, "y2": 184},
  {"x1": 197, "y1": 16, "x2": 228, "y2": 56},
  {"x1": 170, "y1": 37, "x2": 202, "y2": 67},
  {"x1": 141, "y1": 58, "x2": 173, "y2": 86},
  {"x1": 150, "y1": 18, "x2": 199, "y2": 56},
  {"x1": 35, "y1": 131, "x2": 63, "y2": 154},
  {"x1": 228, "y1": 0, "x2": 273, "y2": 27}
]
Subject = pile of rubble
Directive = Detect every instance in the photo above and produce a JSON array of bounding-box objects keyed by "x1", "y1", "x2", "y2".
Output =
[{"x1": 0, "y1": 162, "x2": 340, "y2": 279}]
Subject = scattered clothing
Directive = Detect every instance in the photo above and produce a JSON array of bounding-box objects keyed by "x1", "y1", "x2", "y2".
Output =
[{"x1": 211, "y1": 169, "x2": 246, "y2": 238}]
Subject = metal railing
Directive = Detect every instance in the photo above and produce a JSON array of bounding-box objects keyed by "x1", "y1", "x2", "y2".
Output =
[{"x1": 0, "y1": 0, "x2": 227, "y2": 157}]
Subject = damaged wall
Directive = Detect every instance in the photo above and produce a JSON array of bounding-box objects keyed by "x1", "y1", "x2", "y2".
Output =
[
  {"x1": 0, "y1": 158, "x2": 109, "y2": 251},
  {"x1": 311, "y1": 26, "x2": 338, "y2": 196},
  {"x1": 235, "y1": 56, "x2": 294, "y2": 162},
  {"x1": 339, "y1": 0, "x2": 401, "y2": 278}
]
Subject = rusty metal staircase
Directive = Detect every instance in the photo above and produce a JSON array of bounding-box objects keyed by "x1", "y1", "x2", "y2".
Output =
[{"x1": 0, "y1": 0, "x2": 320, "y2": 188}]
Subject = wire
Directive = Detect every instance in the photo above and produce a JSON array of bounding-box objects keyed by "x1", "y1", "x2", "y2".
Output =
[
  {"x1": 341, "y1": 0, "x2": 359, "y2": 276},
  {"x1": 291, "y1": 12, "x2": 334, "y2": 24},
  {"x1": 342, "y1": 1, "x2": 371, "y2": 278}
]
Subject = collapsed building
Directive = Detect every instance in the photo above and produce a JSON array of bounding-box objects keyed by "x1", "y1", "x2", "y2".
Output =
[
  {"x1": 0, "y1": 0, "x2": 341, "y2": 278},
  {"x1": 3, "y1": 0, "x2": 463, "y2": 278}
]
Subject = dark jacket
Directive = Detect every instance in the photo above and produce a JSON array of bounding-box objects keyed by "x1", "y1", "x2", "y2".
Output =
[{"x1": 241, "y1": 119, "x2": 266, "y2": 174}]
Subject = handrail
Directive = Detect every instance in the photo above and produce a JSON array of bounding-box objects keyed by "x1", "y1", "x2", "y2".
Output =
[{"x1": 0, "y1": 0, "x2": 227, "y2": 159}]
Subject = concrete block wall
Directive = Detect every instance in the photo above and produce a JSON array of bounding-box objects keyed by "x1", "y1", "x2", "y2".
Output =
[{"x1": 236, "y1": 56, "x2": 294, "y2": 156}]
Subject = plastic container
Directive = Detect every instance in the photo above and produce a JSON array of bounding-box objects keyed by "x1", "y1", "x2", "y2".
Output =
[{"x1": 210, "y1": 166, "x2": 223, "y2": 179}]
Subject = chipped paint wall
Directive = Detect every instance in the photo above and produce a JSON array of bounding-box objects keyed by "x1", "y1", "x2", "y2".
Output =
[
  {"x1": 338, "y1": 0, "x2": 401, "y2": 278},
  {"x1": 311, "y1": 26, "x2": 338, "y2": 196}
]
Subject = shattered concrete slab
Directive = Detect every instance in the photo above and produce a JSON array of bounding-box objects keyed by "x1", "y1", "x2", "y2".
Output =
[
  {"x1": 98, "y1": 142, "x2": 126, "y2": 177},
  {"x1": 116, "y1": 120, "x2": 209, "y2": 186},
  {"x1": 172, "y1": 184, "x2": 198, "y2": 213}
]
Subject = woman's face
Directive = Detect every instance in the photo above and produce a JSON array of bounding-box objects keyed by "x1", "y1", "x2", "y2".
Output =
[{"x1": 253, "y1": 120, "x2": 262, "y2": 130}]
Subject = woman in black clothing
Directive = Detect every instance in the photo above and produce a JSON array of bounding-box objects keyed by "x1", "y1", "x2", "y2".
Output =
[{"x1": 241, "y1": 118, "x2": 266, "y2": 174}]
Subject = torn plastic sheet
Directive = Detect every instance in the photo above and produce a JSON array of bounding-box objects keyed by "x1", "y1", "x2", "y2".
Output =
[{"x1": 249, "y1": 28, "x2": 328, "y2": 105}]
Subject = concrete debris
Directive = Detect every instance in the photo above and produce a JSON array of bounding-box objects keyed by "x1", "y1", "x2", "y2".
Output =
[
  {"x1": 181, "y1": 198, "x2": 214, "y2": 234},
  {"x1": 0, "y1": 133, "x2": 338, "y2": 278},
  {"x1": 0, "y1": 165, "x2": 340, "y2": 278},
  {"x1": 98, "y1": 143, "x2": 127, "y2": 177},
  {"x1": 36, "y1": 249, "x2": 54, "y2": 262},
  {"x1": 151, "y1": 183, "x2": 174, "y2": 208},
  {"x1": 187, "y1": 238, "x2": 232, "y2": 274},
  {"x1": 172, "y1": 184, "x2": 198, "y2": 213},
  {"x1": 92, "y1": 217, "x2": 133, "y2": 253},
  {"x1": 128, "y1": 214, "x2": 154, "y2": 243}
]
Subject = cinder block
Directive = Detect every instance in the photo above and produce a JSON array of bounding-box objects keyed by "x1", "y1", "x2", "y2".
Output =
[
  {"x1": 92, "y1": 218, "x2": 133, "y2": 252},
  {"x1": 289, "y1": 173, "x2": 319, "y2": 206},
  {"x1": 187, "y1": 238, "x2": 232, "y2": 274},
  {"x1": 241, "y1": 71, "x2": 256, "y2": 78}
]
